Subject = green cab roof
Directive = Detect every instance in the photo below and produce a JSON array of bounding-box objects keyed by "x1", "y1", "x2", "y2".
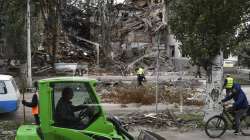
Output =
[{"x1": 39, "y1": 76, "x2": 96, "y2": 83}]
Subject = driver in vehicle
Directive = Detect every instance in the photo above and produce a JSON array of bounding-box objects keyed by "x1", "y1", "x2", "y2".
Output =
[
  {"x1": 221, "y1": 83, "x2": 249, "y2": 135},
  {"x1": 55, "y1": 87, "x2": 87, "y2": 130}
]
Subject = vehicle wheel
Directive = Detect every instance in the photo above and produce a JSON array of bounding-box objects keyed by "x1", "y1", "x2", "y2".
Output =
[
  {"x1": 205, "y1": 116, "x2": 227, "y2": 138},
  {"x1": 240, "y1": 116, "x2": 250, "y2": 136}
]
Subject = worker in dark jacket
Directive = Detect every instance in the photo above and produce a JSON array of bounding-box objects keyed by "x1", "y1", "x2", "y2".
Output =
[
  {"x1": 22, "y1": 81, "x2": 40, "y2": 125},
  {"x1": 221, "y1": 83, "x2": 249, "y2": 135},
  {"x1": 55, "y1": 87, "x2": 87, "y2": 130}
]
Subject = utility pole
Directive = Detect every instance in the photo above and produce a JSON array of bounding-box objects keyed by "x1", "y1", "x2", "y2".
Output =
[
  {"x1": 155, "y1": 33, "x2": 161, "y2": 114},
  {"x1": 27, "y1": 0, "x2": 32, "y2": 87},
  {"x1": 96, "y1": 44, "x2": 100, "y2": 68}
]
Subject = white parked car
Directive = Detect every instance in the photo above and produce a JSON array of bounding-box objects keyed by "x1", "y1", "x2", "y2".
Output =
[
  {"x1": 223, "y1": 60, "x2": 234, "y2": 68},
  {"x1": 0, "y1": 75, "x2": 20, "y2": 113}
]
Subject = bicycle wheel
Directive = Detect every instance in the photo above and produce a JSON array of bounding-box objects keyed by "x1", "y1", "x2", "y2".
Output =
[
  {"x1": 205, "y1": 116, "x2": 227, "y2": 138},
  {"x1": 240, "y1": 116, "x2": 250, "y2": 136}
]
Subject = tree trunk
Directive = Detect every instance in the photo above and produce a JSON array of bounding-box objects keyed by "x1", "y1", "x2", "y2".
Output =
[
  {"x1": 40, "y1": 0, "x2": 59, "y2": 65},
  {"x1": 204, "y1": 51, "x2": 224, "y2": 121},
  {"x1": 99, "y1": 0, "x2": 113, "y2": 59}
]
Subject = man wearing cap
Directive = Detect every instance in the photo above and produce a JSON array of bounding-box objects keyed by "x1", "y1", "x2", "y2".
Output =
[
  {"x1": 223, "y1": 74, "x2": 234, "y2": 97},
  {"x1": 221, "y1": 83, "x2": 249, "y2": 135},
  {"x1": 54, "y1": 87, "x2": 87, "y2": 130}
]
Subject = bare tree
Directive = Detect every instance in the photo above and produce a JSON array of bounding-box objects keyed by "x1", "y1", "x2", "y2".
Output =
[{"x1": 39, "y1": 0, "x2": 62, "y2": 64}]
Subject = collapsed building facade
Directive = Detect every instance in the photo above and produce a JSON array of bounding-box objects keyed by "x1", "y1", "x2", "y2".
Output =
[
  {"x1": 0, "y1": 0, "x2": 191, "y2": 76},
  {"x1": 36, "y1": 0, "x2": 189, "y2": 75},
  {"x1": 107, "y1": 0, "x2": 183, "y2": 71}
]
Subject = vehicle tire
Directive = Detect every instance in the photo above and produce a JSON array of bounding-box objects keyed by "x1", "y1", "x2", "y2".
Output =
[
  {"x1": 240, "y1": 116, "x2": 250, "y2": 136},
  {"x1": 205, "y1": 115, "x2": 227, "y2": 138}
]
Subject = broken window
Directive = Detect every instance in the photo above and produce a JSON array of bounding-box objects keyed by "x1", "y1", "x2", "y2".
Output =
[
  {"x1": 170, "y1": 45, "x2": 175, "y2": 57},
  {"x1": 157, "y1": 12, "x2": 163, "y2": 20},
  {"x1": 121, "y1": 12, "x2": 129, "y2": 21},
  {"x1": 182, "y1": 53, "x2": 188, "y2": 57},
  {"x1": 153, "y1": 0, "x2": 162, "y2": 4}
]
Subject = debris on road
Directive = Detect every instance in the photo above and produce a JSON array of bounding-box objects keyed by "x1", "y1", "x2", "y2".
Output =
[
  {"x1": 119, "y1": 110, "x2": 178, "y2": 129},
  {"x1": 100, "y1": 82, "x2": 205, "y2": 106},
  {"x1": 118, "y1": 110, "x2": 204, "y2": 130},
  {"x1": 0, "y1": 121, "x2": 19, "y2": 140},
  {"x1": 102, "y1": 85, "x2": 155, "y2": 105}
]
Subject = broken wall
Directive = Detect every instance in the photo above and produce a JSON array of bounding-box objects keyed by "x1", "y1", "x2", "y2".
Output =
[{"x1": 108, "y1": 0, "x2": 168, "y2": 56}]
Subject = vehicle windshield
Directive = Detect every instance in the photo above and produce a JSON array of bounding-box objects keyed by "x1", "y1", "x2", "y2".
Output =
[{"x1": 52, "y1": 82, "x2": 101, "y2": 128}]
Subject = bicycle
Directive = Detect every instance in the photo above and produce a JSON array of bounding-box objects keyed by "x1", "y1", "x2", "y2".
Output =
[{"x1": 205, "y1": 104, "x2": 250, "y2": 138}]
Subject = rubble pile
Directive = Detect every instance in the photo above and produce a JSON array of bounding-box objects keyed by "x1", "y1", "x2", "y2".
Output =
[
  {"x1": 58, "y1": 4, "x2": 96, "y2": 63},
  {"x1": 121, "y1": 111, "x2": 177, "y2": 129},
  {"x1": 114, "y1": 1, "x2": 165, "y2": 37},
  {"x1": 163, "y1": 86, "x2": 205, "y2": 106},
  {"x1": 54, "y1": 0, "x2": 170, "y2": 74},
  {"x1": 110, "y1": 1, "x2": 171, "y2": 72},
  {"x1": 57, "y1": 40, "x2": 96, "y2": 64},
  {"x1": 102, "y1": 85, "x2": 155, "y2": 105},
  {"x1": 0, "y1": 121, "x2": 19, "y2": 140},
  {"x1": 31, "y1": 0, "x2": 177, "y2": 75},
  {"x1": 119, "y1": 110, "x2": 204, "y2": 129},
  {"x1": 100, "y1": 82, "x2": 205, "y2": 106}
]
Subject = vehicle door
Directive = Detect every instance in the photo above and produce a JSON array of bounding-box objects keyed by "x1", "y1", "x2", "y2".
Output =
[
  {"x1": 47, "y1": 82, "x2": 107, "y2": 140},
  {"x1": 0, "y1": 80, "x2": 19, "y2": 112}
]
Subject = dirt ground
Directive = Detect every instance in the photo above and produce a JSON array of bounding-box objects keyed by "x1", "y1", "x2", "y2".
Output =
[
  {"x1": 0, "y1": 92, "x2": 34, "y2": 123},
  {"x1": 148, "y1": 130, "x2": 250, "y2": 140}
]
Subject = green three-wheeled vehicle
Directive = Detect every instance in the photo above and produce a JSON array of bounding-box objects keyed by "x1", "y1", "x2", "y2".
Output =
[{"x1": 16, "y1": 77, "x2": 165, "y2": 140}]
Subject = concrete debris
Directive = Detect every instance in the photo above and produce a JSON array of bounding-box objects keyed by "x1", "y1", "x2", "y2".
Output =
[
  {"x1": 120, "y1": 111, "x2": 178, "y2": 129},
  {"x1": 1, "y1": 130, "x2": 15, "y2": 135},
  {"x1": 0, "y1": 121, "x2": 19, "y2": 140},
  {"x1": 163, "y1": 87, "x2": 205, "y2": 106},
  {"x1": 100, "y1": 82, "x2": 205, "y2": 106},
  {"x1": 144, "y1": 113, "x2": 157, "y2": 119},
  {"x1": 102, "y1": 86, "x2": 155, "y2": 105},
  {"x1": 119, "y1": 110, "x2": 203, "y2": 130}
]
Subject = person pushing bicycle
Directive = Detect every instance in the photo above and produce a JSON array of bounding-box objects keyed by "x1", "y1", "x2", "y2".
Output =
[{"x1": 221, "y1": 83, "x2": 249, "y2": 135}]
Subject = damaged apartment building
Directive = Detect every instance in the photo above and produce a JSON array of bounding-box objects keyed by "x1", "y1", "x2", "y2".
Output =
[
  {"x1": 38, "y1": 0, "x2": 188, "y2": 74},
  {"x1": 95, "y1": 0, "x2": 185, "y2": 71},
  {"x1": 109, "y1": 0, "x2": 182, "y2": 58}
]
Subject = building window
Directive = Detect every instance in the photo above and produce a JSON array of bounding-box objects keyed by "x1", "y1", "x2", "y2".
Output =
[
  {"x1": 153, "y1": 0, "x2": 162, "y2": 4},
  {"x1": 169, "y1": 45, "x2": 175, "y2": 57}
]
